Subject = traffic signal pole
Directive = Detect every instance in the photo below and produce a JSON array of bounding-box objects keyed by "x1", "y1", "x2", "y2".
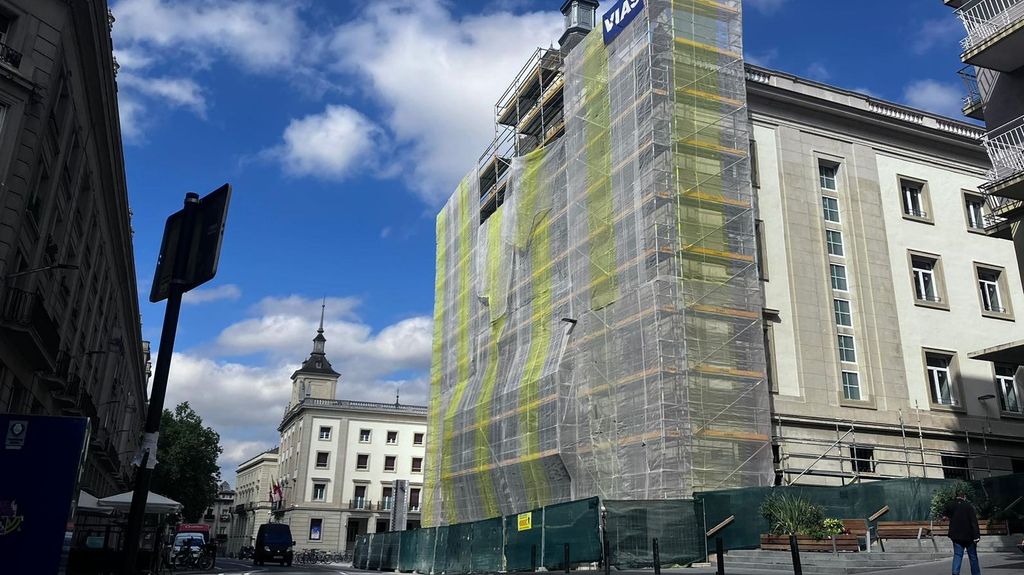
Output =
[{"x1": 122, "y1": 193, "x2": 200, "y2": 574}]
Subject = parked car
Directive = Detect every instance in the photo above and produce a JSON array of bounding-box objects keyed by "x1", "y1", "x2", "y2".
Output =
[{"x1": 254, "y1": 523, "x2": 294, "y2": 566}]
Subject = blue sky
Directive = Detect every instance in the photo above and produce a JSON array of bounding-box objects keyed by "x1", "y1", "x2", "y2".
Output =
[{"x1": 110, "y1": 0, "x2": 973, "y2": 480}]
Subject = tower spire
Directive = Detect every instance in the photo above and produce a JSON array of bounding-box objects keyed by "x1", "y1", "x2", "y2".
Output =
[{"x1": 318, "y1": 296, "x2": 326, "y2": 334}]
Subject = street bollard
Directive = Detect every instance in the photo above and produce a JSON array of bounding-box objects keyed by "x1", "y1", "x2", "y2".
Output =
[
  {"x1": 789, "y1": 534, "x2": 802, "y2": 575},
  {"x1": 652, "y1": 538, "x2": 661, "y2": 575},
  {"x1": 603, "y1": 537, "x2": 611, "y2": 575},
  {"x1": 531, "y1": 544, "x2": 538, "y2": 572},
  {"x1": 564, "y1": 543, "x2": 571, "y2": 574},
  {"x1": 716, "y1": 537, "x2": 724, "y2": 575}
]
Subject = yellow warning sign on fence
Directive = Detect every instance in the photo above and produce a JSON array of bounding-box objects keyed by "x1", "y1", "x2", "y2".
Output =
[{"x1": 517, "y1": 512, "x2": 532, "y2": 531}]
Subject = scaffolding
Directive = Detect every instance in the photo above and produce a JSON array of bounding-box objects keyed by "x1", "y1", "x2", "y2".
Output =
[{"x1": 425, "y1": 0, "x2": 771, "y2": 527}]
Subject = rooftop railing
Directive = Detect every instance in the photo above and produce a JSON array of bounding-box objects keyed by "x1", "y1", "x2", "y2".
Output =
[
  {"x1": 956, "y1": 0, "x2": 1024, "y2": 52},
  {"x1": 0, "y1": 42, "x2": 22, "y2": 68}
]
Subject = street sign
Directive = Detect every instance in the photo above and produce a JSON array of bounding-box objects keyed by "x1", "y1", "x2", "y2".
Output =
[{"x1": 150, "y1": 184, "x2": 231, "y2": 303}]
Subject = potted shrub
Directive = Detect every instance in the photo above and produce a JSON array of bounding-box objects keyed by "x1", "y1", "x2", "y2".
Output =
[{"x1": 758, "y1": 493, "x2": 859, "y2": 552}]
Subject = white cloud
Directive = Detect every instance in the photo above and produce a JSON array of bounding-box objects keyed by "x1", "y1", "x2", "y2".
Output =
[
  {"x1": 113, "y1": 47, "x2": 154, "y2": 71},
  {"x1": 110, "y1": 0, "x2": 305, "y2": 72},
  {"x1": 273, "y1": 105, "x2": 387, "y2": 180},
  {"x1": 182, "y1": 284, "x2": 242, "y2": 305},
  {"x1": 903, "y1": 79, "x2": 963, "y2": 118},
  {"x1": 911, "y1": 18, "x2": 962, "y2": 55},
  {"x1": 119, "y1": 73, "x2": 207, "y2": 116},
  {"x1": 745, "y1": 0, "x2": 788, "y2": 14},
  {"x1": 745, "y1": 49, "x2": 778, "y2": 68},
  {"x1": 118, "y1": 94, "x2": 145, "y2": 142},
  {"x1": 806, "y1": 62, "x2": 831, "y2": 82},
  {"x1": 329, "y1": 0, "x2": 564, "y2": 203}
]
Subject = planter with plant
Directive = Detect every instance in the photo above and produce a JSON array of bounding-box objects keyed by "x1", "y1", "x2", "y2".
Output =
[{"x1": 758, "y1": 493, "x2": 859, "y2": 552}]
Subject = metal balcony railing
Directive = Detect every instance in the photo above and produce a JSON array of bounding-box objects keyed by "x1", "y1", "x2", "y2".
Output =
[
  {"x1": 0, "y1": 42, "x2": 21, "y2": 68},
  {"x1": 983, "y1": 115, "x2": 1024, "y2": 183},
  {"x1": 349, "y1": 499, "x2": 372, "y2": 510},
  {"x1": 958, "y1": 66, "x2": 983, "y2": 109},
  {"x1": 0, "y1": 287, "x2": 61, "y2": 355},
  {"x1": 957, "y1": 0, "x2": 1024, "y2": 52},
  {"x1": 377, "y1": 499, "x2": 393, "y2": 511}
]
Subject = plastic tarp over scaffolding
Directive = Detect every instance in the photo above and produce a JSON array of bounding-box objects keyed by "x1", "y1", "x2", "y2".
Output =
[{"x1": 425, "y1": 0, "x2": 771, "y2": 526}]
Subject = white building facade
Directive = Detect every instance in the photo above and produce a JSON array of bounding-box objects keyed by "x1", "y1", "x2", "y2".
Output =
[
  {"x1": 227, "y1": 447, "x2": 279, "y2": 557},
  {"x1": 273, "y1": 315, "x2": 428, "y2": 553}
]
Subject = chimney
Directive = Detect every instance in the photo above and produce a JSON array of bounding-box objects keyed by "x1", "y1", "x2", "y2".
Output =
[{"x1": 559, "y1": 0, "x2": 599, "y2": 55}]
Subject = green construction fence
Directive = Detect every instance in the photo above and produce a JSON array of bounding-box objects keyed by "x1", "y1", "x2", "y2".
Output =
[{"x1": 353, "y1": 474, "x2": 1024, "y2": 572}]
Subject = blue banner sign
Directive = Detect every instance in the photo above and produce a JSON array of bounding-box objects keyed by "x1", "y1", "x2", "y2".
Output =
[
  {"x1": 0, "y1": 415, "x2": 88, "y2": 574},
  {"x1": 602, "y1": 0, "x2": 644, "y2": 45}
]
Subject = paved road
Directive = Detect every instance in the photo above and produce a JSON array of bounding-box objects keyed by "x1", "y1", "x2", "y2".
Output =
[{"x1": 180, "y1": 558, "x2": 352, "y2": 574}]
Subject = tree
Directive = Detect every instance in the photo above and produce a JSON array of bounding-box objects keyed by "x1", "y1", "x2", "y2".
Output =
[{"x1": 151, "y1": 402, "x2": 223, "y2": 522}]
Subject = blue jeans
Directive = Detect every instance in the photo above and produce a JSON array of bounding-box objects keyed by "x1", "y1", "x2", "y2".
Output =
[{"x1": 952, "y1": 541, "x2": 980, "y2": 575}]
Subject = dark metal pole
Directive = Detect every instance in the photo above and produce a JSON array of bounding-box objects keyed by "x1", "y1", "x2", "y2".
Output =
[
  {"x1": 788, "y1": 534, "x2": 802, "y2": 575},
  {"x1": 603, "y1": 537, "x2": 611, "y2": 575},
  {"x1": 716, "y1": 537, "x2": 724, "y2": 575},
  {"x1": 652, "y1": 538, "x2": 660, "y2": 575},
  {"x1": 564, "y1": 543, "x2": 570, "y2": 574},
  {"x1": 531, "y1": 544, "x2": 537, "y2": 572},
  {"x1": 122, "y1": 193, "x2": 200, "y2": 574}
]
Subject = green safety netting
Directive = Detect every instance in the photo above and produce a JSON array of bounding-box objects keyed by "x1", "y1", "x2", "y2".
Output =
[
  {"x1": 542, "y1": 498, "x2": 602, "y2": 570},
  {"x1": 605, "y1": 499, "x2": 706, "y2": 568},
  {"x1": 504, "y1": 509, "x2": 542, "y2": 572}
]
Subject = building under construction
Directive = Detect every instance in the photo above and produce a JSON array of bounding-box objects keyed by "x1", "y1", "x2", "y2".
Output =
[
  {"x1": 426, "y1": 0, "x2": 770, "y2": 526},
  {"x1": 426, "y1": 0, "x2": 1024, "y2": 526}
]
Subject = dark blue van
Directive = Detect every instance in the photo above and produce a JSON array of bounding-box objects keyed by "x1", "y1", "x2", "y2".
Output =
[{"x1": 254, "y1": 523, "x2": 294, "y2": 566}]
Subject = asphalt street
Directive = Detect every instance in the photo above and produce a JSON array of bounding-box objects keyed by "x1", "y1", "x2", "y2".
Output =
[{"x1": 183, "y1": 558, "x2": 353, "y2": 574}]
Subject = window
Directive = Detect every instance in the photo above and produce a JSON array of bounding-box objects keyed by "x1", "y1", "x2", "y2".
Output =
[
  {"x1": 356, "y1": 454, "x2": 369, "y2": 470},
  {"x1": 309, "y1": 518, "x2": 323, "y2": 541},
  {"x1": 312, "y1": 483, "x2": 326, "y2": 501},
  {"x1": 0, "y1": 13, "x2": 13, "y2": 45},
  {"x1": 413, "y1": 432, "x2": 425, "y2": 446},
  {"x1": 833, "y1": 299, "x2": 853, "y2": 327},
  {"x1": 900, "y1": 179, "x2": 928, "y2": 220},
  {"x1": 409, "y1": 488, "x2": 421, "y2": 511},
  {"x1": 926, "y1": 352, "x2": 957, "y2": 406},
  {"x1": 354, "y1": 485, "x2": 367, "y2": 502},
  {"x1": 996, "y1": 364, "x2": 1021, "y2": 414},
  {"x1": 822, "y1": 196, "x2": 840, "y2": 223},
  {"x1": 910, "y1": 254, "x2": 944, "y2": 306},
  {"x1": 755, "y1": 219, "x2": 768, "y2": 281},
  {"x1": 976, "y1": 265, "x2": 1012, "y2": 317},
  {"x1": 826, "y1": 230, "x2": 844, "y2": 257},
  {"x1": 318, "y1": 426, "x2": 331, "y2": 441},
  {"x1": 838, "y1": 335, "x2": 856, "y2": 363},
  {"x1": 830, "y1": 264, "x2": 848, "y2": 292},
  {"x1": 376, "y1": 519, "x2": 390, "y2": 534},
  {"x1": 412, "y1": 457, "x2": 423, "y2": 473},
  {"x1": 386, "y1": 431, "x2": 398, "y2": 445},
  {"x1": 850, "y1": 446, "x2": 874, "y2": 473},
  {"x1": 359, "y1": 429, "x2": 371, "y2": 443},
  {"x1": 965, "y1": 194, "x2": 985, "y2": 230},
  {"x1": 942, "y1": 455, "x2": 971, "y2": 480},
  {"x1": 315, "y1": 452, "x2": 329, "y2": 468},
  {"x1": 384, "y1": 456, "x2": 397, "y2": 472},
  {"x1": 842, "y1": 372, "x2": 862, "y2": 401},
  {"x1": 1013, "y1": 459, "x2": 1024, "y2": 474},
  {"x1": 819, "y1": 164, "x2": 837, "y2": 191},
  {"x1": 382, "y1": 486, "x2": 393, "y2": 510}
]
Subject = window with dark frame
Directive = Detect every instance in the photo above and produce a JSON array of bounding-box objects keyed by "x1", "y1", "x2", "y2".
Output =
[
  {"x1": 384, "y1": 455, "x2": 396, "y2": 472},
  {"x1": 849, "y1": 446, "x2": 875, "y2": 473},
  {"x1": 309, "y1": 518, "x2": 323, "y2": 541},
  {"x1": 386, "y1": 430, "x2": 398, "y2": 444},
  {"x1": 901, "y1": 179, "x2": 926, "y2": 219},
  {"x1": 315, "y1": 452, "x2": 329, "y2": 468},
  {"x1": 942, "y1": 455, "x2": 971, "y2": 480},
  {"x1": 356, "y1": 454, "x2": 369, "y2": 470},
  {"x1": 412, "y1": 457, "x2": 423, "y2": 473},
  {"x1": 359, "y1": 429, "x2": 371, "y2": 443},
  {"x1": 413, "y1": 432, "x2": 425, "y2": 445}
]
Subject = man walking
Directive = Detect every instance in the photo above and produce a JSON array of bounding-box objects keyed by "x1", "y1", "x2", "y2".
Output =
[{"x1": 945, "y1": 489, "x2": 982, "y2": 575}]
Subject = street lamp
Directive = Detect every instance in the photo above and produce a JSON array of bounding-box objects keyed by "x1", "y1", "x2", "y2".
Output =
[
  {"x1": 978, "y1": 394, "x2": 996, "y2": 477},
  {"x1": 3, "y1": 263, "x2": 78, "y2": 281}
]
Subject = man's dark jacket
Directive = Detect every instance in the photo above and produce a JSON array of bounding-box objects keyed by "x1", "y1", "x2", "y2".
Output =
[{"x1": 946, "y1": 499, "x2": 981, "y2": 545}]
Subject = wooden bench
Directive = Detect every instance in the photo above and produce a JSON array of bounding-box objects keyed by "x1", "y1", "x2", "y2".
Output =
[
  {"x1": 928, "y1": 520, "x2": 1010, "y2": 537},
  {"x1": 759, "y1": 534, "x2": 860, "y2": 552},
  {"x1": 876, "y1": 521, "x2": 935, "y2": 540}
]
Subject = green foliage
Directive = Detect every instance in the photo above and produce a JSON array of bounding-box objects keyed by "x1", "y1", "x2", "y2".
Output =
[
  {"x1": 821, "y1": 518, "x2": 846, "y2": 536},
  {"x1": 151, "y1": 402, "x2": 223, "y2": 522},
  {"x1": 759, "y1": 493, "x2": 825, "y2": 537},
  {"x1": 929, "y1": 480, "x2": 977, "y2": 521}
]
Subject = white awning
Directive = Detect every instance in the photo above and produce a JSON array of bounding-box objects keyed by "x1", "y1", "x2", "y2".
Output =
[{"x1": 97, "y1": 491, "x2": 182, "y2": 514}]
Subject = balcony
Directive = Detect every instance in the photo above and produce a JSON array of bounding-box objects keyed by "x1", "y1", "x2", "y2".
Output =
[
  {"x1": 377, "y1": 499, "x2": 394, "y2": 511},
  {"x1": 981, "y1": 115, "x2": 1024, "y2": 200},
  {"x1": 957, "y1": 0, "x2": 1024, "y2": 72},
  {"x1": 0, "y1": 42, "x2": 21, "y2": 69},
  {"x1": 958, "y1": 66, "x2": 985, "y2": 120},
  {"x1": 220, "y1": 513, "x2": 231, "y2": 522},
  {"x1": 408, "y1": 503, "x2": 421, "y2": 513},
  {"x1": 37, "y1": 349, "x2": 71, "y2": 391},
  {"x1": 203, "y1": 514, "x2": 215, "y2": 522},
  {"x1": 348, "y1": 499, "x2": 372, "y2": 511},
  {"x1": 0, "y1": 287, "x2": 61, "y2": 368},
  {"x1": 234, "y1": 504, "x2": 246, "y2": 514}
]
